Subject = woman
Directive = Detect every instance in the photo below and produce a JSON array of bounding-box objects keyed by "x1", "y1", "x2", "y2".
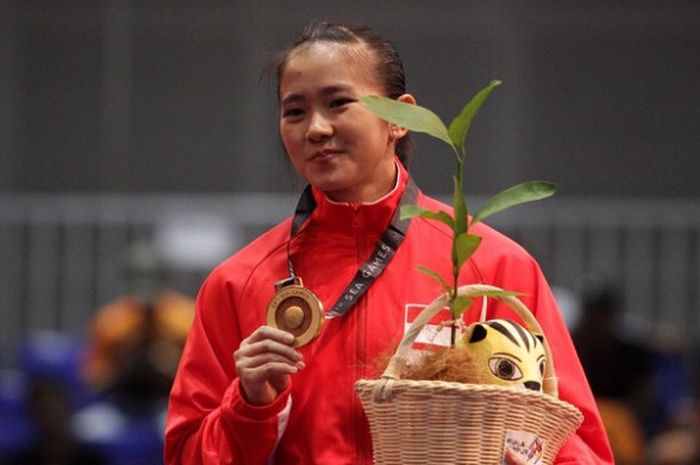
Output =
[{"x1": 164, "y1": 21, "x2": 613, "y2": 465}]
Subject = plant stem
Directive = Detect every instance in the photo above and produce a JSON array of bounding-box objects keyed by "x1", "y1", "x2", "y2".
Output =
[
  {"x1": 450, "y1": 273, "x2": 458, "y2": 346},
  {"x1": 449, "y1": 151, "x2": 466, "y2": 346}
]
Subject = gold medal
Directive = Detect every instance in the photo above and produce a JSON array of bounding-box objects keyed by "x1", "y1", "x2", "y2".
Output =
[{"x1": 266, "y1": 277, "x2": 323, "y2": 347}]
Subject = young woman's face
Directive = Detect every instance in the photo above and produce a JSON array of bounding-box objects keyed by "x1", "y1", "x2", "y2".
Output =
[{"x1": 279, "y1": 42, "x2": 397, "y2": 203}]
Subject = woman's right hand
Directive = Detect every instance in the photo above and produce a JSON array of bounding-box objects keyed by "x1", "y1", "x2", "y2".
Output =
[{"x1": 234, "y1": 326, "x2": 305, "y2": 405}]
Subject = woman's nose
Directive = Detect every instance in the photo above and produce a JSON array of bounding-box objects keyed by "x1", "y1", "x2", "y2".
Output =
[{"x1": 306, "y1": 111, "x2": 332, "y2": 142}]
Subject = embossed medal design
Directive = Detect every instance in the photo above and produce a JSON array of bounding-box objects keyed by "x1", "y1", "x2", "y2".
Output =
[{"x1": 266, "y1": 277, "x2": 323, "y2": 347}]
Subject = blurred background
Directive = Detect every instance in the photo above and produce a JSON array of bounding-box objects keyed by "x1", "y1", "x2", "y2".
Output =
[{"x1": 1, "y1": 1, "x2": 699, "y2": 464}]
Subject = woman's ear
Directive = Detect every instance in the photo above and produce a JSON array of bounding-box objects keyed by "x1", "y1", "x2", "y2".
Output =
[
  {"x1": 391, "y1": 93, "x2": 416, "y2": 139},
  {"x1": 397, "y1": 93, "x2": 416, "y2": 105}
]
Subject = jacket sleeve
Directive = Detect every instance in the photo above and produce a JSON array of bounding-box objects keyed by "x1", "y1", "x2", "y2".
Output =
[
  {"x1": 164, "y1": 271, "x2": 291, "y2": 465},
  {"x1": 487, "y1": 252, "x2": 614, "y2": 465}
]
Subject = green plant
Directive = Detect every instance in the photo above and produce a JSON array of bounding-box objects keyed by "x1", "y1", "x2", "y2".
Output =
[{"x1": 360, "y1": 81, "x2": 558, "y2": 344}]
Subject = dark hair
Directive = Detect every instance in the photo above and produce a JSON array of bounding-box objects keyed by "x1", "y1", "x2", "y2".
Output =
[{"x1": 275, "y1": 21, "x2": 413, "y2": 167}]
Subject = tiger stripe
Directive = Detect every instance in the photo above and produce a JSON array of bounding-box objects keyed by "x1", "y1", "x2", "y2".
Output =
[{"x1": 487, "y1": 319, "x2": 540, "y2": 353}]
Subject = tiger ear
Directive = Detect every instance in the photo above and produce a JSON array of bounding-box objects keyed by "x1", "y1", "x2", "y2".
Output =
[{"x1": 468, "y1": 324, "x2": 488, "y2": 343}]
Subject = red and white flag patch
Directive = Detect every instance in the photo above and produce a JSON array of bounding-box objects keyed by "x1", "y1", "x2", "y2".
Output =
[{"x1": 404, "y1": 304, "x2": 458, "y2": 351}]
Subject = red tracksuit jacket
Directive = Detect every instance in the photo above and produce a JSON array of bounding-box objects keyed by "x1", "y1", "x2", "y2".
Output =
[{"x1": 164, "y1": 164, "x2": 614, "y2": 464}]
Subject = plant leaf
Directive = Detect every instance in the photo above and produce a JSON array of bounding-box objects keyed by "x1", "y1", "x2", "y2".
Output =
[
  {"x1": 471, "y1": 181, "x2": 559, "y2": 226},
  {"x1": 417, "y1": 266, "x2": 451, "y2": 293},
  {"x1": 400, "y1": 204, "x2": 455, "y2": 228},
  {"x1": 448, "y1": 80, "x2": 501, "y2": 152},
  {"x1": 455, "y1": 233, "x2": 482, "y2": 270},
  {"x1": 452, "y1": 296, "x2": 473, "y2": 318},
  {"x1": 359, "y1": 95, "x2": 454, "y2": 149}
]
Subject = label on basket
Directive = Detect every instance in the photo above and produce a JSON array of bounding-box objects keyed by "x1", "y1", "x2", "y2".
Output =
[{"x1": 502, "y1": 430, "x2": 545, "y2": 465}]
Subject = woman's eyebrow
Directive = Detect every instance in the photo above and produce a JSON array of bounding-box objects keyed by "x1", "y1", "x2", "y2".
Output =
[
  {"x1": 280, "y1": 93, "x2": 304, "y2": 106},
  {"x1": 320, "y1": 85, "x2": 352, "y2": 95},
  {"x1": 281, "y1": 85, "x2": 354, "y2": 106}
]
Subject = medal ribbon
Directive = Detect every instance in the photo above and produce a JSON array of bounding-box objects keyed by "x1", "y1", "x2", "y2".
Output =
[{"x1": 286, "y1": 176, "x2": 419, "y2": 319}]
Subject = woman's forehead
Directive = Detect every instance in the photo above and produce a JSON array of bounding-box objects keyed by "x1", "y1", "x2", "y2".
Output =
[{"x1": 281, "y1": 41, "x2": 379, "y2": 88}]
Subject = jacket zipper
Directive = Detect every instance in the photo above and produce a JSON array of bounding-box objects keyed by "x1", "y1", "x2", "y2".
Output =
[{"x1": 352, "y1": 206, "x2": 368, "y2": 464}]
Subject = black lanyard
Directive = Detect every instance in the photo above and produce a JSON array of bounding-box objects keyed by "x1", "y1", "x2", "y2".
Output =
[{"x1": 284, "y1": 176, "x2": 419, "y2": 319}]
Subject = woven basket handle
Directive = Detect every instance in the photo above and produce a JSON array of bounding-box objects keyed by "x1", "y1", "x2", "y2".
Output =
[{"x1": 380, "y1": 284, "x2": 559, "y2": 398}]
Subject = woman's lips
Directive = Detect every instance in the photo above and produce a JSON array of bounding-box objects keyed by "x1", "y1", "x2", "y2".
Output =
[{"x1": 309, "y1": 149, "x2": 341, "y2": 161}]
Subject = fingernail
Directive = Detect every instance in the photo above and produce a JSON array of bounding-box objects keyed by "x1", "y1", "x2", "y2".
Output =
[{"x1": 297, "y1": 361, "x2": 306, "y2": 370}]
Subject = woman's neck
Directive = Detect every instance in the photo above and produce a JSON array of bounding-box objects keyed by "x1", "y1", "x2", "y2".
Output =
[{"x1": 325, "y1": 161, "x2": 399, "y2": 205}]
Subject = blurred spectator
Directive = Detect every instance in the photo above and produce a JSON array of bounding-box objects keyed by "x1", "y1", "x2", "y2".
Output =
[
  {"x1": 0, "y1": 379, "x2": 106, "y2": 465},
  {"x1": 572, "y1": 287, "x2": 653, "y2": 465},
  {"x1": 66, "y1": 241, "x2": 197, "y2": 464},
  {"x1": 573, "y1": 288, "x2": 654, "y2": 401},
  {"x1": 80, "y1": 241, "x2": 195, "y2": 415},
  {"x1": 81, "y1": 291, "x2": 195, "y2": 415},
  {"x1": 573, "y1": 285, "x2": 697, "y2": 465}
]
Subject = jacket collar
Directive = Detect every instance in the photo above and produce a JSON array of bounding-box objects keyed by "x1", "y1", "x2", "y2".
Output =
[{"x1": 307, "y1": 159, "x2": 409, "y2": 238}]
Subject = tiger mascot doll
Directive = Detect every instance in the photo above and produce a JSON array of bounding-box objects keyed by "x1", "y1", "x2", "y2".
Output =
[{"x1": 456, "y1": 319, "x2": 546, "y2": 392}]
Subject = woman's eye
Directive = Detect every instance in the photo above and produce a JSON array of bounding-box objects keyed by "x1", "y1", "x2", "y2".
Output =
[
  {"x1": 330, "y1": 97, "x2": 355, "y2": 108},
  {"x1": 283, "y1": 108, "x2": 304, "y2": 118},
  {"x1": 488, "y1": 357, "x2": 523, "y2": 381}
]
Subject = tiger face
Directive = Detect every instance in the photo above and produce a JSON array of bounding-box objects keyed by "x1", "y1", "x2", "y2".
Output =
[{"x1": 456, "y1": 319, "x2": 546, "y2": 392}]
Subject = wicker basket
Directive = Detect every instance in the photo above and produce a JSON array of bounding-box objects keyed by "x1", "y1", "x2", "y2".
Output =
[{"x1": 355, "y1": 284, "x2": 584, "y2": 465}]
